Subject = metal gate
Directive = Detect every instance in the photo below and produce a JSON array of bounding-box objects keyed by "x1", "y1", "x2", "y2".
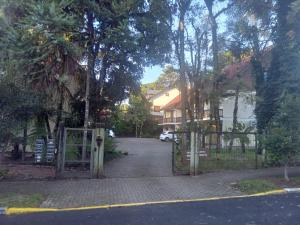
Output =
[
  {"x1": 172, "y1": 131, "x2": 190, "y2": 175},
  {"x1": 172, "y1": 131, "x2": 263, "y2": 175},
  {"x1": 61, "y1": 128, "x2": 95, "y2": 178}
]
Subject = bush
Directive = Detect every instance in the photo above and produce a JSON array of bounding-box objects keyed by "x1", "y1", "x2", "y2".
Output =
[{"x1": 104, "y1": 136, "x2": 121, "y2": 162}]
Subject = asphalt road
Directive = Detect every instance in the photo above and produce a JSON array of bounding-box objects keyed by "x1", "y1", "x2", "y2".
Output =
[
  {"x1": 104, "y1": 138, "x2": 173, "y2": 178},
  {"x1": 1, "y1": 193, "x2": 300, "y2": 225}
]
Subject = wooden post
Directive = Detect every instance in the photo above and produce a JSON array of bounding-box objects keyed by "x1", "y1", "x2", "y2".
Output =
[{"x1": 92, "y1": 127, "x2": 105, "y2": 178}]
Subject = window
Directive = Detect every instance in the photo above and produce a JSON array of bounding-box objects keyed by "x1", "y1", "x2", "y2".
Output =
[{"x1": 154, "y1": 106, "x2": 160, "y2": 112}]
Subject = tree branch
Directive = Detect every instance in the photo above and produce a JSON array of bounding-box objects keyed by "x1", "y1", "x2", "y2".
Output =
[{"x1": 214, "y1": 2, "x2": 234, "y2": 19}]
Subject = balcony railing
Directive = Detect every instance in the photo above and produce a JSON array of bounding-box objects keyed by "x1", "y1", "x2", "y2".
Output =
[
  {"x1": 160, "y1": 109, "x2": 223, "y2": 124},
  {"x1": 161, "y1": 117, "x2": 182, "y2": 124},
  {"x1": 203, "y1": 109, "x2": 223, "y2": 119}
]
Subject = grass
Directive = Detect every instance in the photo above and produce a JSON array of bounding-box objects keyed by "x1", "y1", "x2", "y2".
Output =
[
  {"x1": 293, "y1": 176, "x2": 300, "y2": 182},
  {"x1": 234, "y1": 179, "x2": 278, "y2": 194},
  {"x1": 0, "y1": 193, "x2": 45, "y2": 208},
  {"x1": 0, "y1": 169, "x2": 8, "y2": 179}
]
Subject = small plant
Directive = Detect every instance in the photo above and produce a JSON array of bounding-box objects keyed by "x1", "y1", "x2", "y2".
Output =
[
  {"x1": 104, "y1": 135, "x2": 122, "y2": 162},
  {"x1": 235, "y1": 179, "x2": 278, "y2": 194},
  {"x1": 224, "y1": 122, "x2": 254, "y2": 153}
]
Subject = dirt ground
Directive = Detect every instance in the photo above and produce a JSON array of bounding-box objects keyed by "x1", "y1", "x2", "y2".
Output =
[
  {"x1": 267, "y1": 176, "x2": 300, "y2": 188},
  {"x1": 0, "y1": 153, "x2": 55, "y2": 180}
]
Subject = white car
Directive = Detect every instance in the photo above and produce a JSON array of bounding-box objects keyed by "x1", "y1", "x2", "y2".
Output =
[
  {"x1": 160, "y1": 131, "x2": 176, "y2": 142},
  {"x1": 108, "y1": 130, "x2": 115, "y2": 138}
]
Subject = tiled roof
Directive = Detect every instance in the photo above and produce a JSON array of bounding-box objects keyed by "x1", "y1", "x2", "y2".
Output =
[{"x1": 161, "y1": 95, "x2": 181, "y2": 110}]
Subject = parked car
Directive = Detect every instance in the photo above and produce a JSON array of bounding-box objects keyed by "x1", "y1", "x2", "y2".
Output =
[
  {"x1": 108, "y1": 130, "x2": 115, "y2": 138},
  {"x1": 160, "y1": 131, "x2": 177, "y2": 142}
]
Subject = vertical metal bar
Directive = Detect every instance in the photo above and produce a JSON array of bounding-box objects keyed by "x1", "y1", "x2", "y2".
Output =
[
  {"x1": 255, "y1": 133, "x2": 258, "y2": 169},
  {"x1": 62, "y1": 128, "x2": 67, "y2": 173},
  {"x1": 90, "y1": 129, "x2": 96, "y2": 178},
  {"x1": 194, "y1": 131, "x2": 199, "y2": 175},
  {"x1": 98, "y1": 128, "x2": 105, "y2": 177},
  {"x1": 172, "y1": 133, "x2": 175, "y2": 174},
  {"x1": 56, "y1": 123, "x2": 64, "y2": 176}
]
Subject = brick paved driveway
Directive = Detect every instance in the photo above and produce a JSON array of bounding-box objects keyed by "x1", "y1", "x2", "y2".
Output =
[
  {"x1": 0, "y1": 167, "x2": 299, "y2": 208},
  {"x1": 0, "y1": 139, "x2": 299, "y2": 208},
  {"x1": 104, "y1": 138, "x2": 173, "y2": 178}
]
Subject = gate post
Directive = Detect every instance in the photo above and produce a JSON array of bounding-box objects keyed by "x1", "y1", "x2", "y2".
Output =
[
  {"x1": 190, "y1": 131, "x2": 200, "y2": 176},
  {"x1": 190, "y1": 131, "x2": 195, "y2": 176},
  {"x1": 194, "y1": 132, "x2": 199, "y2": 175},
  {"x1": 92, "y1": 127, "x2": 105, "y2": 178}
]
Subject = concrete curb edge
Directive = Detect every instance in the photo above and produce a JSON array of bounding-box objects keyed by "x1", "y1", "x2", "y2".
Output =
[
  {"x1": 284, "y1": 188, "x2": 300, "y2": 193},
  {"x1": 3, "y1": 188, "x2": 300, "y2": 216},
  {"x1": 0, "y1": 208, "x2": 7, "y2": 215}
]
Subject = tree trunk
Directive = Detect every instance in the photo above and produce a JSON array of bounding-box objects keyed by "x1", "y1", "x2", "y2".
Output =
[
  {"x1": 284, "y1": 162, "x2": 289, "y2": 181},
  {"x1": 45, "y1": 113, "x2": 52, "y2": 139},
  {"x1": 82, "y1": 11, "x2": 95, "y2": 161},
  {"x1": 178, "y1": 2, "x2": 189, "y2": 163},
  {"x1": 251, "y1": 56, "x2": 265, "y2": 154},
  {"x1": 204, "y1": 0, "x2": 221, "y2": 151},
  {"x1": 22, "y1": 120, "x2": 28, "y2": 161},
  {"x1": 229, "y1": 87, "x2": 239, "y2": 151},
  {"x1": 54, "y1": 90, "x2": 64, "y2": 137},
  {"x1": 12, "y1": 142, "x2": 20, "y2": 160},
  {"x1": 241, "y1": 141, "x2": 246, "y2": 154},
  {"x1": 135, "y1": 123, "x2": 138, "y2": 138},
  {"x1": 139, "y1": 122, "x2": 143, "y2": 138}
]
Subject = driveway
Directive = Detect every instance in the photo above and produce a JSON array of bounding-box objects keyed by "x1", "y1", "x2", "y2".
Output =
[{"x1": 104, "y1": 138, "x2": 173, "y2": 178}]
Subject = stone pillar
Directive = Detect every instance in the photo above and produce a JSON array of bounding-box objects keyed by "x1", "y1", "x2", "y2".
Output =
[
  {"x1": 190, "y1": 131, "x2": 200, "y2": 176},
  {"x1": 190, "y1": 131, "x2": 195, "y2": 175}
]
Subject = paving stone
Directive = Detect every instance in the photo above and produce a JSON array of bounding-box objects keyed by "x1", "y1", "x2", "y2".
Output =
[{"x1": 0, "y1": 138, "x2": 299, "y2": 208}]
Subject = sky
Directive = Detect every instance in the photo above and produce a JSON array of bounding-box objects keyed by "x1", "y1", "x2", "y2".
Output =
[
  {"x1": 141, "y1": 2, "x2": 229, "y2": 85},
  {"x1": 142, "y1": 65, "x2": 163, "y2": 84}
]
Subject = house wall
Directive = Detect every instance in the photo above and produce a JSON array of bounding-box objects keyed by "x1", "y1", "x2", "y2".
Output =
[
  {"x1": 174, "y1": 109, "x2": 182, "y2": 118},
  {"x1": 151, "y1": 88, "x2": 180, "y2": 111},
  {"x1": 221, "y1": 91, "x2": 256, "y2": 131}
]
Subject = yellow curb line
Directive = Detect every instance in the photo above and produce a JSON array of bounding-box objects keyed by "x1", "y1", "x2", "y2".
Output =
[{"x1": 5, "y1": 189, "x2": 286, "y2": 215}]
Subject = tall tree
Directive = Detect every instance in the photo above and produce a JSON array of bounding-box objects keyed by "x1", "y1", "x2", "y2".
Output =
[
  {"x1": 128, "y1": 94, "x2": 150, "y2": 138},
  {"x1": 228, "y1": 0, "x2": 275, "y2": 152},
  {"x1": 77, "y1": 1, "x2": 173, "y2": 157},
  {"x1": 203, "y1": 0, "x2": 233, "y2": 150}
]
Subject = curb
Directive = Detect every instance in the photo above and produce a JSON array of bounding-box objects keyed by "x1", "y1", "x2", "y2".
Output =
[
  {"x1": 284, "y1": 188, "x2": 300, "y2": 193},
  {"x1": 0, "y1": 208, "x2": 7, "y2": 215},
  {"x1": 0, "y1": 190, "x2": 287, "y2": 215},
  {"x1": 3, "y1": 188, "x2": 300, "y2": 216}
]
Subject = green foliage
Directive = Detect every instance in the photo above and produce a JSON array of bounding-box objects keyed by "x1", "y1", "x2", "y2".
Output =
[
  {"x1": 127, "y1": 94, "x2": 150, "y2": 137},
  {"x1": 224, "y1": 122, "x2": 254, "y2": 149},
  {"x1": 104, "y1": 135, "x2": 121, "y2": 162},
  {"x1": 235, "y1": 179, "x2": 278, "y2": 194},
  {"x1": 264, "y1": 95, "x2": 300, "y2": 166},
  {"x1": 114, "y1": 119, "x2": 135, "y2": 137},
  {"x1": 0, "y1": 79, "x2": 43, "y2": 143},
  {"x1": 155, "y1": 65, "x2": 179, "y2": 90}
]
